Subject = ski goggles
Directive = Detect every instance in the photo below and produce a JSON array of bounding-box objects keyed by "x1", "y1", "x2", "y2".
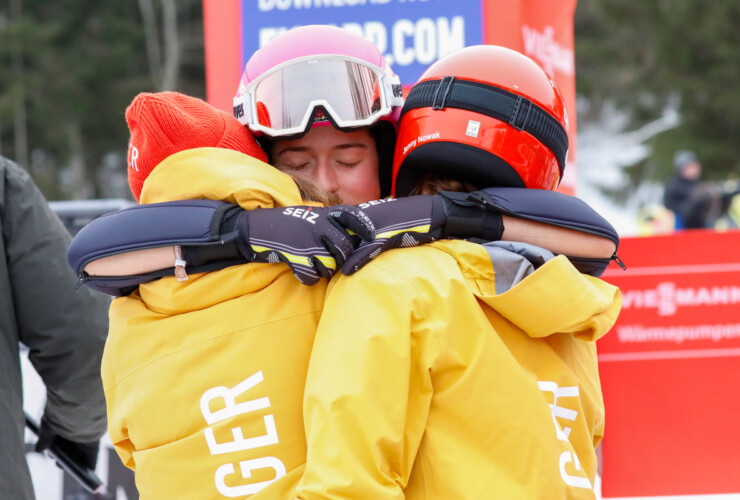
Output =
[{"x1": 233, "y1": 55, "x2": 404, "y2": 137}]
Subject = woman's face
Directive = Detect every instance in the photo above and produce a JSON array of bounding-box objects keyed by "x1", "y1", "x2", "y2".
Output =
[{"x1": 271, "y1": 126, "x2": 381, "y2": 205}]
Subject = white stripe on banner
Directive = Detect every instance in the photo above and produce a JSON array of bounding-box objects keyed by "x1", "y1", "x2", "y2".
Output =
[
  {"x1": 598, "y1": 347, "x2": 740, "y2": 363},
  {"x1": 602, "y1": 262, "x2": 740, "y2": 278}
]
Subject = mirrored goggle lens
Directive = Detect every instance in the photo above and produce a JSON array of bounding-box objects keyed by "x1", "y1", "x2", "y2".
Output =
[{"x1": 252, "y1": 59, "x2": 384, "y2": 132}]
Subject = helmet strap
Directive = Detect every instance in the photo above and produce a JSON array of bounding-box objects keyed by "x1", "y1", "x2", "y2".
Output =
[{"x1": 401, "y1": 78, "x2": 569, "y2": 177}]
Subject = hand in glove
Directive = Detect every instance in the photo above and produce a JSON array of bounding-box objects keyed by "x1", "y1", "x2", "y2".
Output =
[
  {"x1": 341, "y1": 188, "x2": 622, "y2": 278},
  {"x1": 223, "y1": 204, "x2": 375, "y2": 285},
  {"x1": 341, "y1": 192, "x2": 504, "y2": 274},
  {"x1": 35, "y1": 416, "x2": 100, "y2": 471}
]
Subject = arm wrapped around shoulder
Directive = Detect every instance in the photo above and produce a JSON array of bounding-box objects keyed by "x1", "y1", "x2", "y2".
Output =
[
  {"x1": 67, "y1": 199, "x2": 234, "y2": 277},
  {"x1": 341, "y1": 188, "x2": 623, "y2": 278},
  {"x1": 461, "y1": 187, "x2": 623, "y2": 277},
  {"x1": 468, "y1": 188, "x2": 619, "y2": 246},
  {"x1": 67, "y1": 200, "x2": 241, "y2": 295},
  {"x1": 67, "y1": 199, "x2": 376, "y2": 295}
]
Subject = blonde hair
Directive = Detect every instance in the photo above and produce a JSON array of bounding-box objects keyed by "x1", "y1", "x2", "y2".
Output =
[
  {"x1": 408, "y1": 173, "x2": 479, "y2": 196},
  {"x1": 282, "y1": 170, "x2": 341, "y2": 205}
]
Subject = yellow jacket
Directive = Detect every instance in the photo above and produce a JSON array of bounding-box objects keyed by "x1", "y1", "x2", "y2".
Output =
[
  {"x1": 293, "y1": 240, "x2": 621, "y2": 500},
  {"x1": 103, "y1": 148, "x2": 322, "y2": 499}
]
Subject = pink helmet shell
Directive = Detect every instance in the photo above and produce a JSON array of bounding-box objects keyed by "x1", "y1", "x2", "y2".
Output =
[{"x1": 238, "y1": 25, "x2": 394, "y2": 92}]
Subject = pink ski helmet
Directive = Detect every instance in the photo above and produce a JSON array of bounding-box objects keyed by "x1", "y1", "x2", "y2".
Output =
[{"x1": 233, "y1": 25, "x2": 403, "y2": 196}]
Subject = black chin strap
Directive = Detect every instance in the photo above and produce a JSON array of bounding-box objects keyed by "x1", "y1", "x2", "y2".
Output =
[{"x1": 400, "y1": 77, "x2": 569, "y2": 176}]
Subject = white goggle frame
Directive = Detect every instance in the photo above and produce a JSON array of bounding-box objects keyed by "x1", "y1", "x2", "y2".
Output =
[{"x1": 233, "y1": 54, "x2": 404, "y2": 137}]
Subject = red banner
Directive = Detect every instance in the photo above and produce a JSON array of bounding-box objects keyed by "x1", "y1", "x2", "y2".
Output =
[
  {"x1": 599, "y1": 230, "x2": 740, "y2": 497},
  {"x1": 203, "y1": 0, "x2": 241, "y2": 114}
]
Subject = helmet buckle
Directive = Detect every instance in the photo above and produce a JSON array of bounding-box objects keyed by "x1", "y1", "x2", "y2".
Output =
[
  {"x1": 509, "y1": 95, "x2": 533, "y2": 132},
  {"x1": 432, "y1": 76, "x2": 456, "y2": 110}
]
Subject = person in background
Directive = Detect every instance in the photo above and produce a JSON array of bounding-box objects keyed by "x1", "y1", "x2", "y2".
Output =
[
  {"x1": 637, "y1": 204, "x2": 675, "y2": 236},
  {"x1": 683, "y1": 177, "x2": 740, "y2": 230},
  {"x1": 663, "y1": 150, "x2": 702, "y2": 229},
  {"x1": 0, "y1": 155, "x2": 109, "y2": 500},
  {"x1": 715, "y1": 179, "x2": 740, "y2": 230}
]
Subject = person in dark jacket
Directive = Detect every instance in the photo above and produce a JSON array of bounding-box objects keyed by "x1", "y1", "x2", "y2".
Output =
[
  {"x1": 663, "y1": 150, "x2": 702, "y2": 229},
  {"x1": 0, "y1": 155, "x2": 109, "y2": 499}
]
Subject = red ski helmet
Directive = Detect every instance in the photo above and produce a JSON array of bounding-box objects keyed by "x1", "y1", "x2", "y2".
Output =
[{"x1": 391, "y1": 45, "x2": 569, "y2": 197}]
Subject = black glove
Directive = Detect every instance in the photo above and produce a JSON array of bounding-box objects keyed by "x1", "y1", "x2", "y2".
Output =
[
  {"x1": 220, "y1": 204, "x2": 375, "y2": 285},
  {"x1": 341, "y1": 193, "x2": 504, "y2": 274},
  {"x1": 35, "y1": 417, "x2": 100, "y2": 471}
]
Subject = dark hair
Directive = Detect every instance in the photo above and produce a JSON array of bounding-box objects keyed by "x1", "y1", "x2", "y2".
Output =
[{"x1": 408, "y1": 173, "x2": 478, "y2": 196}]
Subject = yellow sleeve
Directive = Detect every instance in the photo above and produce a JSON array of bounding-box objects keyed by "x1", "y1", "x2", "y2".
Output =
[
  {"x1": 295, "y1": 266, "x2": 436, "y2": 500},
  {"x1": 106, "y1": 394, "x2": 136, "y2": 471},
  {"x1": 102, "y1": 338, "x2": 136, "y2": 471}
]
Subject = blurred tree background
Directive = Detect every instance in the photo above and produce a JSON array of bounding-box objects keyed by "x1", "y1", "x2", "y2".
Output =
[
  {"x1": 575, "y1": 0, "x2": 740, "y2": 198},
  {"x1": 0, "y1": 0, "x2": 205, "y2": 200},
  {"x1": 0, "y1": 0, "x2": 738, "y2": 201}
]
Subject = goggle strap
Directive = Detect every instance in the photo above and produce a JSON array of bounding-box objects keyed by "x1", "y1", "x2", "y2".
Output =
[
  {"x1": 401, "y1": 77, "x2": 569, "y2": 175},
  {"x1": 232, "y1": 94, "x2": 252, "y2": 126},
  {"x1": 385, "y1": 75, "x2": 405, "y2": 107}
]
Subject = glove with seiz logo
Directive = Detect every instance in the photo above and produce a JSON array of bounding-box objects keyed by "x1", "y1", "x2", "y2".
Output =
[
  {"x1": 341, "y1": 193, "x2": 505, "y2": 274},
  {"x1": 224, "y1": 204, "x2": 375, "y2": 285}
]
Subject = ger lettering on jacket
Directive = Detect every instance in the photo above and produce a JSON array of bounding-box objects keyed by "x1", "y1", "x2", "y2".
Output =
[{"x1": 200, "y1": 370, "x2": 286, "y2": 496}]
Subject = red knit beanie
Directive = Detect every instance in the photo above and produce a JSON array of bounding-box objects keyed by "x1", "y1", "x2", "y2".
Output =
[{"x1": 126, "y1": 91, "x2": 268, "y2": 201}]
